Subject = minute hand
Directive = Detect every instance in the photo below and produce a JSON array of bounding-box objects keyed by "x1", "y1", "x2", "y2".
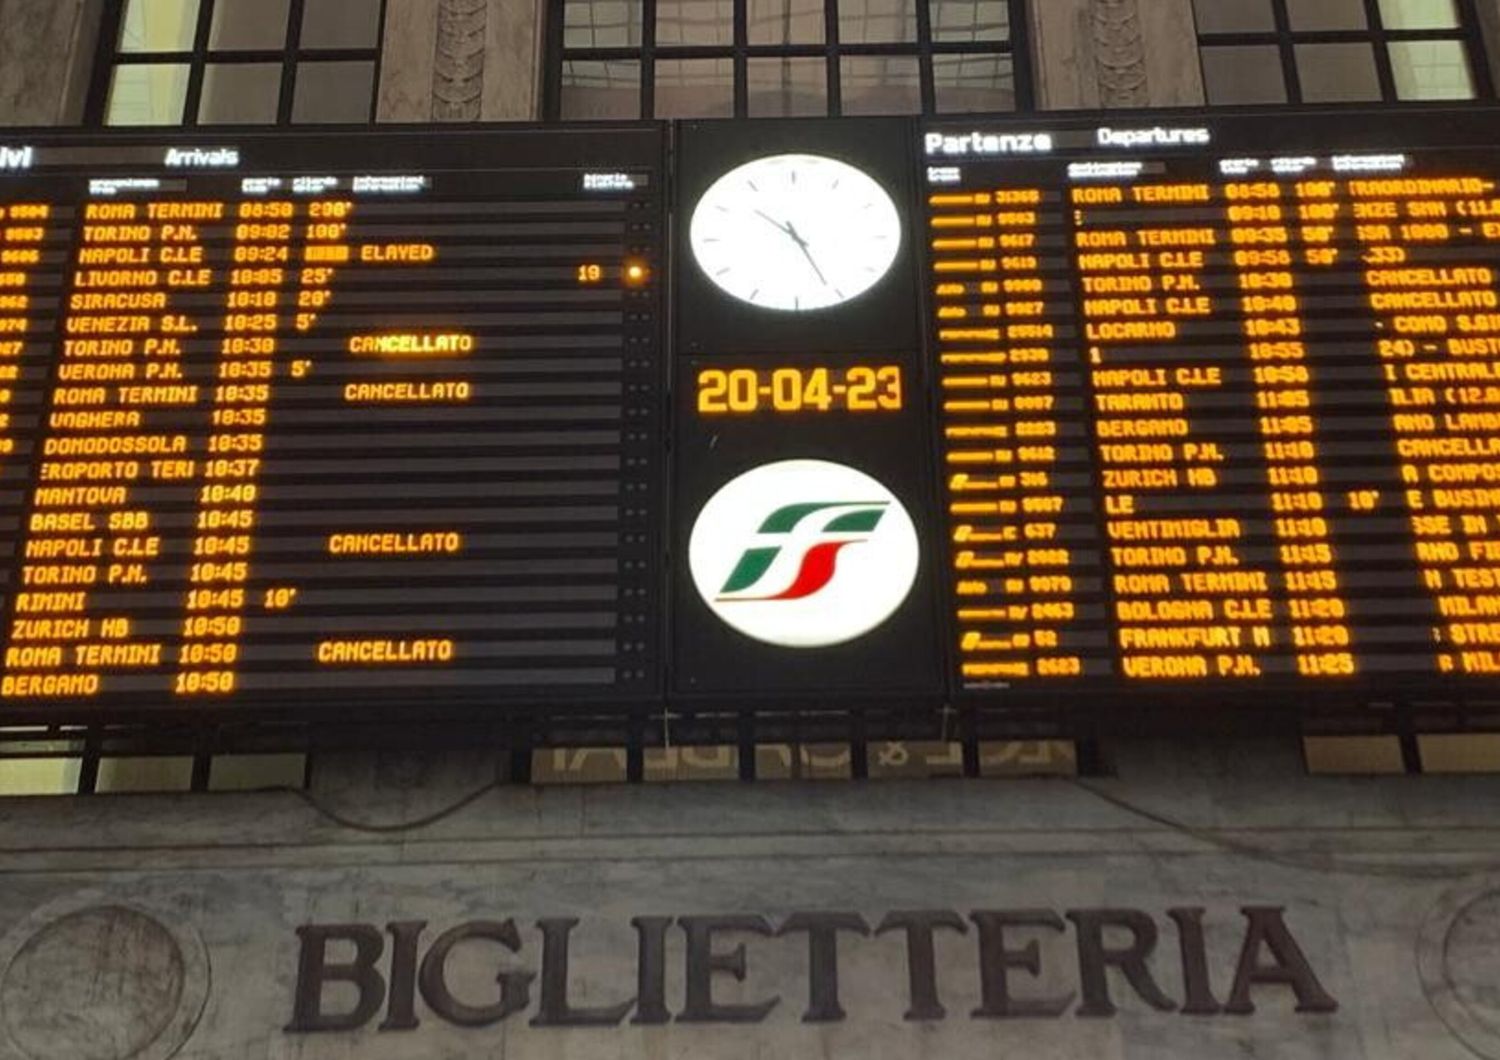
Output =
[{"x1": 784, "y1": 221, "x2": 828, "y2": 286}]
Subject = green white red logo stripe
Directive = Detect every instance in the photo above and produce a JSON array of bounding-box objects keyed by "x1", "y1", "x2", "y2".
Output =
[
  {"x1": 688, "y1": 460, "x2": 920, "y2": 649},
  {"x1": 716, "y1": 502, "x2": 889, "y2": 601}
]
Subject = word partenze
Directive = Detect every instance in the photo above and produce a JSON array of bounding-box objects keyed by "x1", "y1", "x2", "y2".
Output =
[{"x1": 287, "y1": 905, "x2": 1336, "y2": 1033}]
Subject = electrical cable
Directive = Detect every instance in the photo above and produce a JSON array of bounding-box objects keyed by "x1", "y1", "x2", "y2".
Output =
[
  {"x1": 255, "y1": 779, "x2": 501, "y2": 834},
  {"x1": 1070, "y1": 777, "x2": 1495, "y2": 881}
]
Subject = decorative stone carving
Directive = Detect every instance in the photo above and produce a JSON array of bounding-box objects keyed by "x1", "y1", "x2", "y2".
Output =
[
  {"x1": 1419, "y1": 880, "x2": 1500, "y2": 1059},
  {"x1": 0, "y1": 904, "x2": 205, "y2": 1060},
  {"x1": 1091, "y1": 0, "x2": 1149, "y2": 107},
  {"x1": 432, "y1": 0, "x2": 488, "y2": 121}
]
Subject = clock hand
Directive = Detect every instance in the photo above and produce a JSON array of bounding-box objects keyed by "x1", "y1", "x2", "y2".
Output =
[
  {"x1": 780, "y1": 221, "x2": 828, "y2": 286},
  {"x1": 793, "y1": 242, "x2": 829, "y2": 286},
  {"x1": 753, "y1": 208, "x2": 795, "y2": 237}
]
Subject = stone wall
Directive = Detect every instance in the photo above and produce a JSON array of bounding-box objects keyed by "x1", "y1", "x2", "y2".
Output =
[
  {"x1": 10, "y1": 0, "x2": 1500, "y2": 126},
  {"x1": 1029, "y1": 0, "x2": 1205, "y2": 109},
  {"x1": 2, "y1": 742, "x2": 1500, "y2": 1059},
  {"x1": 0, "y1": 0, "x2": 102, "y2": 125},
  {"x1": 377, "y1": 0, "x2": 542, "y2": 122}
]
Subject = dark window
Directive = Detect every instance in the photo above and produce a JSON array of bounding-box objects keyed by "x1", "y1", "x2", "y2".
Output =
[
  {"x1": 1196, "y1": 0, "x2": 1493, "y2": 104},
  {"x1": 89, "y1": 0, "x2": 387, "y2": 125},
  {"x1": 544, "y1": 0, "x2": 1032, "y2": 118}
]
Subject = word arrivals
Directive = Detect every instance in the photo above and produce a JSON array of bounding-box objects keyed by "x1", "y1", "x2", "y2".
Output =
[{"x1": 287, "y1": 906, "x2": 1336, "y2": 1034}]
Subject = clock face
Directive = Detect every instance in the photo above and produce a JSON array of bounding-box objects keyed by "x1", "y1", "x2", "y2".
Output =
[{"x1": 689, "y1": 153, "x2": 902, "y2": 313}]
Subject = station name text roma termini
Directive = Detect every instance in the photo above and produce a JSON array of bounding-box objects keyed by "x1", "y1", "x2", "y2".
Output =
[{"x1": 288, "y1": 906, "x2": 1336, "y2": 1034}]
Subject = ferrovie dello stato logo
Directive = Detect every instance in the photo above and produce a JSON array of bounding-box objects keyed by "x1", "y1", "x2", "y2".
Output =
[{"x1": 688, "y1": 460, "x2": 920, "y2": 648}]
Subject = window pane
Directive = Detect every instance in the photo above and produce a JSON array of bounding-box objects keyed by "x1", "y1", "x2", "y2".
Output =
[
  {"x1": 656, "y1": 0, "x2": 733, "y2": 44},
  {"x1": 291, "y1": 60, "x2": 375, "y2": 122},
  {"x1": 561, "y1": 59, "x2": 642, "y2": 118},
  {"x1": 1379, "y1": 0, "x2": 1460, "y2": 29},
  {"x1": 747, "y1": 57, "x2": 827, "y2": 115},
  {"x1": 200, "y1": 62, "x2": 282, "y2": 123},
  {"x1": 1193, "y1": 0, "x2": 1274, "y2": 33},
  {"x1": 1295, "y1": 42, "x2": 1381, "y2": 101},
  {"x1": 0, "y1": 759, "x2": 81, "y2": 796},
  {"x1": 655, "y1": 58, "x2": 734, "y2": 117},
  {"x1": 838, "y1": 0, "x2": 917, "y2": 43},
  {"x1": 747, "y1": 0, "x2": 825, "y2": 45},
  {"x1": 933, "y1": 53, "x2": 1015, "y2": 111},
  {"x1": 1390, "y1": 39, "x2": 1476, "y2": 98},
  {"x1": 208, "y1": 753, "x2": 307, "y2": 791},
  {"x1": 930, "y1": 0, "x2": 1010, "y2": 42},
  {"x1": 209, "y1": 0, "x2": 290, "y2": 49},
  {"x1": 1200, "y1": 44, "x2": 1287, "y2": 103},
  {"x1": 301, "y1": 0, "x2": 383, "y2": 48},
  {"x1": 1286, "y1": 0, "x2": 1367, "y2": 30},
  {"x1": 840, "y1": 55, "x2": 920, "y2": 113},
  {"x1": 119, "y1": 0, "x2": 201, "y2": 52},
  {"x1": 95, "y1": 757, "x2": 193, "y2": 794},
  {"x1": 564, "y1": 0, "x2": 643, "y2": 47},
  {"x1": 105, "y1": 63, "x2": 190, "y2": 124}
]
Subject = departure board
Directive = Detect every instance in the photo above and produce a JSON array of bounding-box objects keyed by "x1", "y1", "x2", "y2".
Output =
[
  {"x1": 0, "y1": 128, "x2": 664, "y2": 718},
  {"x1": 923, "y1": 108, "x2": 1500, "y2": 700}
]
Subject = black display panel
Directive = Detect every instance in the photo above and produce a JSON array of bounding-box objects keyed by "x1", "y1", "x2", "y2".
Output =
[
  {"x1": 0, "y1": 127, "x2": 665, "y2": 717},
  {"x1": 671, "y1": 118, "x2": 943, "y2": 701},
  {"x1": 921, "y1": 106, "x2": 1500, "y2": 705}
]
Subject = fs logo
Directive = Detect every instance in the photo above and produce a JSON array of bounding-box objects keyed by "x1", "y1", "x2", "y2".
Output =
[{"x1": 688, "y1": 459, "x2": 920, "y2": 648}]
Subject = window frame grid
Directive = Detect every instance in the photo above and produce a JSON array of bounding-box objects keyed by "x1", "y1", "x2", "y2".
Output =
[
  {"x1": 1196, "y1": 0, "x2": 1495, "y2": 104},
  {"x1": 86, "y1": 0, "x2": 389, "y2": 126},
  {"x1": 544, "y1": 0, "x2": 1034, "y2": 119}
]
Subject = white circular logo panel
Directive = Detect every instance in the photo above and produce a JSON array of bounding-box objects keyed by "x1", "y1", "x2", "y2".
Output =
[{"x1": 688, "y1": 459, "x2": 920, "y2": 648}]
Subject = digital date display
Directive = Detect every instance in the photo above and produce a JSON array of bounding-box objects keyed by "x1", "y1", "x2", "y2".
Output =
[{"x1": 695, "y1": 363, "x2": 904, "y2": 416}]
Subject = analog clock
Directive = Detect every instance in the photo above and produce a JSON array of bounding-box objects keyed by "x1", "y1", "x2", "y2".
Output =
[{"x1": 689, "y1": 153, "x2": 902, "y2": 313}]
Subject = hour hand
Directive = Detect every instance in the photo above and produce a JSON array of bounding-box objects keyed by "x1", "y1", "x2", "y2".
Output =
[{"x1": 753, "y1": 208, "x2": 794, "y2": 237}]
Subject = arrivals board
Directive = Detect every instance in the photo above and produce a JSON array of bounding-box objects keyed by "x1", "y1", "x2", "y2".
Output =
[
  {"x1": 0, "y1": 128, "x2": 664, "y2": 717},
  {"x1": 921, "y1": 107, "x2": 1500, "y2": 701}
]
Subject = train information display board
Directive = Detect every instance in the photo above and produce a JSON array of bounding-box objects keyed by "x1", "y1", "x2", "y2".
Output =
[
  {"x1": 8, "y1": 109, "x2": 1500, "y2": 729},
  {"x1": 922, "y1": 108, "x2": 1500, "y2": 701},
  {"x1": 0, "y1": 128, "x2": 664, "y2": 717}
]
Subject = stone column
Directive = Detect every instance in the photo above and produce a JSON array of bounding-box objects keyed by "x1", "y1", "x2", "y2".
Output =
[
  {"x1": 0, "y1": 0, "x2": 105, "y2": 125},
  {"x1": 1029, "y1": 0, "x2": 1206, "y2": 110},
  {"x1": 1471, "y1": 0, "x2": 1500, "y2": 96},
  {"x1": 377, "y1": 0, "x2": 543, "y2": 122}
]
